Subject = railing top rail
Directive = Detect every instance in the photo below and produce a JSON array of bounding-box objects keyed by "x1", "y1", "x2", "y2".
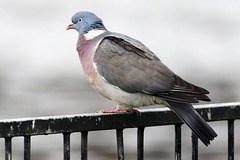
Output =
[{"x1": 0, "y1": 102, "x2": 239, "y2": 138}]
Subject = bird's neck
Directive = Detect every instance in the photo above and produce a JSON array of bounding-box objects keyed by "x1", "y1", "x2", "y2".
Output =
[{"x1": 82, "y1": 29, "x2": 106, "y2": 40}]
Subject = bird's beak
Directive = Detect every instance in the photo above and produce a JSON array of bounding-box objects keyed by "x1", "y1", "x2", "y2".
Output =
[{"x1": 66, "y1": 24, "x2": 74, "y2": 30}]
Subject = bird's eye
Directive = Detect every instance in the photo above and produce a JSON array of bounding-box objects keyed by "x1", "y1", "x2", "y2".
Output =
[{"x1": 78, "y1": 18, "x2": 82, "y2": 22}]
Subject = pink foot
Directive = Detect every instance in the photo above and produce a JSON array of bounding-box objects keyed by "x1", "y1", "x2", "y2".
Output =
[{"x1": 97, "y1": 107, "x2": 140, "y2": 114}]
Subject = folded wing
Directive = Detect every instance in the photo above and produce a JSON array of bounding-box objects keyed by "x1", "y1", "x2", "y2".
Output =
[{"x1": 94, "y1": 33, "x2": 210, "y2": 103}]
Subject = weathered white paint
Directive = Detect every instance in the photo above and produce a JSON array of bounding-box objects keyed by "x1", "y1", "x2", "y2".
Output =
[
  {"x1": 32, "y1": 120, "x2": 35, "y2": 129},
  {"x1": 207, "y1": 108, "x2": 212, "y2": 120}
]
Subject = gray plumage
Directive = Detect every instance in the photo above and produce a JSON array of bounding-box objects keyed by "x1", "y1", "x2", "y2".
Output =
[
  {"x1": 66, "y1": 11, "x2": 217, "y2": 146},
  {"x1": 94, "y1": 32, "x2": 210, "y2": 103}
]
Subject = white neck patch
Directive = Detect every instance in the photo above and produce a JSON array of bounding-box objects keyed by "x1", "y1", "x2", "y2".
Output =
[{"x1": 83, "y1": 29, "x2": 106, "y2": 40}]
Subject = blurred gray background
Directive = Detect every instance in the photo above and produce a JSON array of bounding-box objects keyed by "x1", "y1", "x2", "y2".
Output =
[{"x1": 0, "y1": 0, "x2": 240, "y2": 159}]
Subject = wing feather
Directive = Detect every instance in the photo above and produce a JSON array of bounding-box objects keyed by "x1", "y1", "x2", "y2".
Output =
[{"x1": 94, "y1": 33, "x2": 210, "y2": 103}]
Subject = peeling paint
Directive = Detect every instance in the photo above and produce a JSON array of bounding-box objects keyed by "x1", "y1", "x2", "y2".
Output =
[
  {"x1": 207, "y1": 109, "x2": 212, "y2": 120},
  {"x1": 32, "y1": 120, "x2": 35, "y2": 130},
  {"x1": 46, "y1": 126, "x2": 52, "y2": 134},
  {"x1": 17, "y1": 124, "x2": 20, "y2": 130},
  {"x1": 0, "y1": 103, "x2": 239, "y2": 139}
]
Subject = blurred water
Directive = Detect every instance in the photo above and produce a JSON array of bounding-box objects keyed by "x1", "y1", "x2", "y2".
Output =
[{"x1": 0, "y1": 0, "x2": 240, "y2": 159}]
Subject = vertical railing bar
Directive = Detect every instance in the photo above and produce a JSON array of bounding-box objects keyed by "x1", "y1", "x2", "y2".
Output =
[
  {"x1": 228, "y1": 120, "x2": 234, "y2": 160},
  {"x1": 175, "y1": 124, "x2": 181, "y2": 160},
  {"x1": 191, "y1": 132, "x2": 198, "y2": 160},
  {"x1": 81, "y1": 131, "x2": 88, "y2": 160},
  {"x1": 63, "y1": 133, "x2": 71, "y2": 160},
  {"x1": 116, "y1": 129, "x2": 124, "y2": 160},
  {"x1": 5, "y1": 137, "x2": 12, "y2": 160},
  {"x1": 24, "y1": 136, "x2": 31, "y2": 160},
  {"x1": 137, "y1": 127, "x2": 145, "y2": 160}
]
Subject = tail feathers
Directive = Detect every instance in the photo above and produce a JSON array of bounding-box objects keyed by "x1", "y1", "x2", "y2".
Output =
[{"x1": 167, "y1": 101, "x2": 217, "y2": 146}]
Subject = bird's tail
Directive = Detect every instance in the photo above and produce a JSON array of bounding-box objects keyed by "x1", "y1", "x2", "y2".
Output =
[{"x1": 166, "y1": 101, "x2": 217, "y2": 146}]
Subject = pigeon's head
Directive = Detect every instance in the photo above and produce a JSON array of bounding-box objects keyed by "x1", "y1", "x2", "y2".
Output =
[{"x1": 66, "y1": 11, "x2": 106, "y2": 35}]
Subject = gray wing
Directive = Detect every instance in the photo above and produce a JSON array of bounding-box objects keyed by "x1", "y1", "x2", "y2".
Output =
[{"x1": 94, "y1": 33, "x2": 210, "y2": 103}]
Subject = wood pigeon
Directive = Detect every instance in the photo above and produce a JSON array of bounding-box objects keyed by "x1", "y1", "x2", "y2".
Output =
[{"x1": 66, "y1": 11, "x2": 217, "y2": 146}]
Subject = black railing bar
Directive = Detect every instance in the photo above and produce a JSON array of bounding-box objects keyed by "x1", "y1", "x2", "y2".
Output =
[
  {"x1": 191, "y1": 132, "x2": 198, "y2": 160},
  {"x1": 116, "y1": 129, "x2": 124, "y2": 160},
  {"x1": 193, "y1": 102, "x2": 240, "y2": 109},
  {"x1": 81, "y1": 131, "x2": 88, "y2": 160},
  {"x1": 24, "y1": 136, "x2": 31, "y2": 160},
  {"x1": 1, "y1": 102, "x2": 239, "y2": 123},
  {"x1": 0, "y1": 103, "x2": 240, "y2": 138},
  {"x1": 175, "y1": 124, "x2": 181, "y2": 160},
  {"x1": 228, "y1": 120, "x2": 234, "y2": 160},
  {"x1": 5, "y1": 137, "x2": 12, "y2": 160},
  {"x1": 63, "y1": 133, "x2": 71, "y2": 160},
  {"x1": 137, "y1": 127, "x2": 145, "y2": 160}
]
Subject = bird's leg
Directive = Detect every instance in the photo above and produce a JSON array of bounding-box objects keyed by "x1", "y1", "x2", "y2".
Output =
[{"x1": 97, "y1": 107, "x2": 140, "y2": 114}]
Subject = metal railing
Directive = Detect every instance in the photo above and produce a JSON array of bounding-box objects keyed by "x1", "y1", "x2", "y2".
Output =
[{"x1": 0, "y1": 102, "x2": 239, "y2": 160}]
